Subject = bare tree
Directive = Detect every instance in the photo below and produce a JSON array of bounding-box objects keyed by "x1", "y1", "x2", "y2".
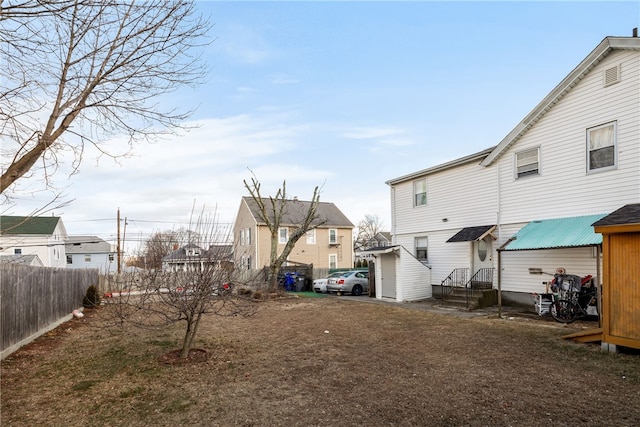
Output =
[
  {"x1": 105, "y1": 208, "x2": 257, "y2": 360},
  {"x1": 354, "y1": 214, "x2": 385, "y2": 251},
  {"x1": 243, "y1": 176, "x2": 324, "y2": 292},
  {"x1": 140, "y1": 228, "x2": 198, "y2": 270},
  {"x1": 0, "y1": 0, "x2": 211, "y2": 196}
]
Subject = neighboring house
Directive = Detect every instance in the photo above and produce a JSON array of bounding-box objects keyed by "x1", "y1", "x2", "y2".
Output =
[
  {"x1": 355, "y1": 231, "x2": 391, "y2": 263},
  {"x1": 234, "y1": 196, "x2": 355, "y2": 270},
  {"x1": 65, "y1": 235, "x2": 117, "y2": 273},
  {"x1": 0, "y1": 254, "x2": 44, "y2": 266},
  {"x1": 377, "y1": 34, "x2": 640, "y2": 304},
  {"x1": 163, "y1": 243, "x2": 233, "y2": 272},
  {"x1": 0, "y1": 216, "x2": 68, "y2": 268}
]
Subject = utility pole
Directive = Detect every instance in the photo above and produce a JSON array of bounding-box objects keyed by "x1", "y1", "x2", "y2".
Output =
[{"x1": 117, "y1": 208, "x2": 121, "y2": 274}]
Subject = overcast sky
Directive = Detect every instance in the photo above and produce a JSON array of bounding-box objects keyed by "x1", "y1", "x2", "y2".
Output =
[{"x1": 5, "y1": 1, "x2": 639, "y2": 252}]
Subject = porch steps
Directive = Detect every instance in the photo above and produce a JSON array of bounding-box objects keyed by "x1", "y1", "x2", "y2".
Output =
[{"x1": 441, "y1": 288, "x2": 497, "y2": 311}]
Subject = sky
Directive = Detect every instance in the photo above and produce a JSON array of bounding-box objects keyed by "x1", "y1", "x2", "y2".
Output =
[{"x1": 4, "y1": 1, "x2": 640, "y2": 252}]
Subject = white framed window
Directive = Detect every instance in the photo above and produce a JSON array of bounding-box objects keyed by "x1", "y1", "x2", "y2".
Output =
[
  {"x1": 246, "y1": 256, "x2": 251, "y2": 270},
  {"x1": 14, "y1": 248, "x2": 22, "y2": 255},
  {"x1": 415, "y1": 236, "x2": 428, "y2": 263},
  {"x1": 84, "y1": 254, "x2": 92, "y2": 262},
  {"x1": 246, "y1": 228, "x2": 251, "y2": 245},
  {"x1": 279, "y1": 227, "x2": 288, "y2": 244},
  {"x1": 306, "y1": 229, "x2": 316, "y2": 244},
  {"x1": 108, "y1": 254, "x2": 115, "y2": 262},
  {"x1": 240, "y1": 229, "x2": 245, "y2": 246},
  {"x1": 329, "y1": 229, "x2": 337, "y2": 245},
  {"x1": 67, "y1": 255, "x2": 73, "y2": 264},
  {"x1": 515, "y1": 147, "x2": 540, "y2": 179},
  {"x1": 587, "y1": 121, "x2": 616, "y2": 171},
  {"x1": 329, "y1": 254, "x2": 337, "y2": 269},
  {"x1": 413, "y1": 178, "x2": 427, "y2": 207}
]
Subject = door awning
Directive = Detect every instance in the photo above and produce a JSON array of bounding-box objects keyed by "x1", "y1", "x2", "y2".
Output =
[
  {"x1": 447, "y1": 225, "x2": 496, "y2": 242},
  {"x1": 502, "y1": 214, "x2": 607, "y2": 251}
]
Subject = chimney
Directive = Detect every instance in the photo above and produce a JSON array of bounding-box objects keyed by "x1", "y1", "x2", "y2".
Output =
[
  {"x1": 633, "y1": 27, "x2": 638, "y2": 38},
  {"x1": 293, "y1": 196, "x2": 298, "y2": 202}
]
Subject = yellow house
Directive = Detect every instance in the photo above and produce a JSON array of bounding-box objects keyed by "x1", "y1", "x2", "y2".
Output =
[{"x1": 233, "y1": 196, "x2": 355, "y2": 270}]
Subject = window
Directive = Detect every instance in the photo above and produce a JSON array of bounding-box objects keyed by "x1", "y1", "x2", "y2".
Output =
[
  {"x1": 109, "y1": 254, "x2": 115, "y2": 262},
  {"x1": 240, "y1": 229, "x2": 245, "y2": 245},
  {"x1": 14, "y1": 248, "x2": 22, "y2": 255},
  {"x1": 515, "y1": 147, "x2": 539, "y2": 178},
  {"x1": 329, "y1": 229, "x2": 337, "y2": 245},
  {"x1": 246, "y1": 228, "x2": 251, "y2": 245},
  {"x1": 246, "y1": 256, "x2": 251, "y2": 270},
  {"x1": 329, "y1": 254, "x2": 337, "y2": 269},
  {"x1": 279, "y1": 227, "x2": 288, "y2": 244},
  {"x1": 413, "y1": 178, "x2": 427, "y2": 206},
  {"x1": 306, "y1": 229, "x2": 316, "y2": 244},
  {"x1": 67, "y1": 255, "x2": 73, "y2": 264},
  {"x1": 587, "y1": 122, "x2": 616, "y2": 171},
  {"x1": 84, "y1": 254, "x2": 92, "y2": 262},
  {"x1": 415, "y1": 236, "x2": 428, "y2": 263}
]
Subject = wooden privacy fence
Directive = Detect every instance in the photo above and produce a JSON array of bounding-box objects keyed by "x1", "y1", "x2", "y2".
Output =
[{"x1": 1, "y1": 264, "x2": 99, "y2": 358}]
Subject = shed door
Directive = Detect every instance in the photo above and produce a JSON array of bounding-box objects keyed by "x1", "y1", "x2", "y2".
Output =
[
  {"x1": 380, "y1": 253, "x2": 396, "y2": 299},
  {"x1": 609, "y1": 232, "x2": 640, "y2": 341}
]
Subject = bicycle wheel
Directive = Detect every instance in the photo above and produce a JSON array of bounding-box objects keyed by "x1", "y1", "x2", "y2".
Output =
[{"x1": 550, "y1": 299, "x2": 578, "y2": 323}]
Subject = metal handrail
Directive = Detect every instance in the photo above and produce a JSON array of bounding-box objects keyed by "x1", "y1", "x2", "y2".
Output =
[{"x1": 440, "y1": 268, "x2": 468, "y2": 305}]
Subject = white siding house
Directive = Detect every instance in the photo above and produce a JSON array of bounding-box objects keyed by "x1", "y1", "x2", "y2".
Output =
[
  {"x1": 65, "y1": 236, "x2": 117, "y2": 273},
  {"x1": 0, "y1": 216, "x2": 68, "y2": 268},
  {"x1": 381, "y1": 35, "x2": 640, "y2": 305}
]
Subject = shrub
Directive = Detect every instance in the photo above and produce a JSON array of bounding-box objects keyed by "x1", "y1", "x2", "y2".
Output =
[{"x1": 83, "y1": 285, "x2": 101, "y2": 308}]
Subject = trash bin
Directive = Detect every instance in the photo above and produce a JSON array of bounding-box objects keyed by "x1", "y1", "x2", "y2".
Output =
[{"x1": 295, "y1": 275, "x2": 305, "y2": 292}]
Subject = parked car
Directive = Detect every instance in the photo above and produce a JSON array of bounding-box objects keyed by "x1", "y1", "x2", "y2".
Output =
[
  {"x1": 313, "y1": 272, "x2": 344, "y2": 293},
  {"x1": 326, "y1": 270, "x2": 369, "y2": 296}
]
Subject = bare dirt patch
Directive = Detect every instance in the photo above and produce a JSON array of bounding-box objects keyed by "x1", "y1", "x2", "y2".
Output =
[{"x1": 2, "y1": 297, "x2": 639, "y2": 426}]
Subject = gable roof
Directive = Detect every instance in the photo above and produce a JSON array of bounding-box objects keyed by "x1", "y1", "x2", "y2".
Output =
[
  {"x1": 0, "y1": 254, "x2": 44, "y2": 266},
  {"x1": 65, "y1": 236, "x2": 114, "y2": 254},
  {"x1": 481, "y1": 36, "x2": 640, "y2": 166},
  {"x1": 0, "y1": 215, "x2": 62, "y2": 235},
  {"x1": 242, "y1": 197, "x2": 354, "y2": 228}
]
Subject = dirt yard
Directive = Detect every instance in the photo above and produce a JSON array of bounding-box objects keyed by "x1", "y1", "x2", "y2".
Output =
[{"x1": 2, "y1": 296, "x2": 640, "y2": 426}]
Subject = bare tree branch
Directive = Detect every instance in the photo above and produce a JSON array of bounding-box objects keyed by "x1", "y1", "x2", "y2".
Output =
[{"x1": 1, "y1": 0, "x2": 211, "y2": 197}]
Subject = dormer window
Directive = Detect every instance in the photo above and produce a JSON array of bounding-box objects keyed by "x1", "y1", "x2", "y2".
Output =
[{"x1": 186, "y1": 248, "x2": 200, "y2": 257}]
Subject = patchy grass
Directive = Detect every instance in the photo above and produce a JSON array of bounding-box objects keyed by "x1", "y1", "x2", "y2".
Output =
[{"x1": 2, "y1": 298, "x2": 640, "y2": 426}]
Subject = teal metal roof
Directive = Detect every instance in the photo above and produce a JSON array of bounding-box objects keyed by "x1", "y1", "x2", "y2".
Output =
[{"x1": 503, "y1": 214, "x2": 607, "y2": 251}]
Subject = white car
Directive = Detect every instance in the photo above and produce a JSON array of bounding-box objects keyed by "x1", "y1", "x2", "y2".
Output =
[{"x1": 313, "y1": 272, "x2": 344, "y2": 293}]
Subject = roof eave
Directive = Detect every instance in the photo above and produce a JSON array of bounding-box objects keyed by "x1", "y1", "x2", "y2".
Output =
[
  {"x1": 386, "y1": 146, "x2": 495, "y2": 186},
  {"x1": 481, "y1": 36, "x2": 640, "y2": 167}
]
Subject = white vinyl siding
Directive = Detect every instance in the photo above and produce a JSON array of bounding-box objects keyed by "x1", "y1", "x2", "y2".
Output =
[
  {"x1": 515, "y1": 147, "x2": 540, "y2": 178},
  {"x1": 587, "y1": 121, "x2": 617, "y2": 171},
  {"x1": 500, "y1": 247, "x2": 601, "y2": 294},
  {"x1": 497, "y1": 49, "x2": 639, "y2": 224}
]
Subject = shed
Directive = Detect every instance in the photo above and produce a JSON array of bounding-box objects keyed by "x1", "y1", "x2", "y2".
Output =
[{"x1": 592, "y1": 204, "x2": 640, "y2": 351}]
